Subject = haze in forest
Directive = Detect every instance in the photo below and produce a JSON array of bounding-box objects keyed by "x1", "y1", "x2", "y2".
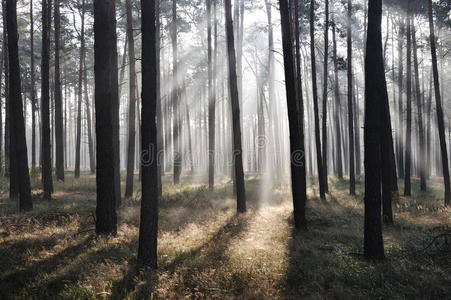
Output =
[{"x1": 0, "y1": 0, "x2": 450, "y2": 298}]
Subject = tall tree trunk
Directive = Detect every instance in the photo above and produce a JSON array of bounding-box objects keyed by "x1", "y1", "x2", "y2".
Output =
[
  {"x1": 184, "y1": 88, "x2": 194, "y2": 173},
  {"x1": 83, "y1": 58, "x2": 95, "y2": 174},
  {"x1": 213, "y1": 0, "x2": 218, "y2": 175},
  {"x1": 322, "y1": 0, "x2": 329, "y2": 192},
  {"x1": 310, "y1": 0, "x2": 325, "y2": 199},
  {"x1": 280, "y1": 0, "x2": 307, "y2": 229},
  {"x1": 404, "y1": 1, "x2": 412, "y2": 196},
  {"x1": 93, "y1": 0, "x2": 119, "y2": 234},
  {"x1": 156, "y1": 0, "x2": 163, "y2": 197},
  {"x1": 3, "y1": 2, "x2": 9, "y2": 179},
  {"x1": 265, "y1": 0, "x2": 281, "y2": 179},
  {"x1": 412, "y1": 23, "x2": 426, "y2": 191},
  {"x1": 364, "y1": 0, "x2": 385, "y2": 261},
  {"x1": 54, "y1": 0, "x2": 64, "y2": 181},
  {"x1": 207, "y1": 0, "x2": 215, "y2": 190},
  {"x1": 75, "y1": 0, "x2": 85, "y2": 179},
  {"x1": 397, "y1": 16, "x2": 404, "y2": 178},
  {"x1": 171, "y1": 0, "x2": 181, "y2": 184},
  {"x1": 332, "y1": 20, "x2": 343, "y2": 179},
  {"x1": 347, "y1": 0, "x2": 355, "y2": 195},
  {"x1": 225, "y1": 0, "x2": 246, "y2": 213},
  {"x1": 426, "y1": 71, "x2": 432, "y2": 179},
  {"x1": 41, "y1": 0, "x2": 53, "y2": 199},
  {"x1": 30, "y1": 0, "x2": 36, "y2": 170},
  {"x1": 5, "y1": 0, "x2": 32, "y2": 210},
  {"x1": 0, "y1": 41, "x2": 2, "y2": 175},
  {"x1": 428, "y1": 0, "x2": 451, "y2": 205},
  {"x1": 125, "y1": 0, "x2": 137, "y2": 198},
  {"x1": 138, "y1": 0, "x2": 159, "y2": 269},
  {"x1": 354, "y1": 80, "x2": 361, "y2": 175}
]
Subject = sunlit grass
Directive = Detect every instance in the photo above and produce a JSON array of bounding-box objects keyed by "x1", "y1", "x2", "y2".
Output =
[{"x1": 0, "y1": 172, "x2": 450, "y2": 298}]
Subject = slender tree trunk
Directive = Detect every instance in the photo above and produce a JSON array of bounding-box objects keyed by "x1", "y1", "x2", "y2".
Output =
[
  {"x1": 171, "y1": 0, "x2": 181, "y2": 184},
  {"x1": 207, "y1": 0, "x2": 215, "y2": 190},
  {"x1": 41, "y1": 0, "x2": 53, "y2": 199},
  {"x1": 426, "y1": 71, "x2": 432, "y2": 178},
  {"x1": 125, "y1": 0, "x2": 137, "y2": 198},
  {"x1": 397, "y1": 16, "x2": 404, "y2": 178},
  {"x1": 138, "y1": 0, "x2": 159, "y2": 269},
  {"x1": 331, "y1": 21, "x2": 343, "y2": 179},
  {"x1": 30, "y1": 0, "x2": 36, "y2": 170},
  {"x1": 412, "y1": 23, "x2": 426, "y2": 191},
  {"x1": 225, "y1": 0, "x2": 246, "y2": 213},
  {"x1": 156, "y1": 0, "x2": 163, "y2": 197},
  {"x1": 184, "y1": 89, "x2": 194, "y2": 173},
  {"x1": 404, "y1": 1, "x2": 412, "y2": 196},
  {"x1": 310, "y1": 0, "x2": 325, "y2": 199},
  {"x1": 75, "y1": 0, "x2": 85, "y2": 179},
  {"x1": 364, "y1": 0, "x2": 385, "y2": 261},
  {"x1": 94, "y1": 0, "x2": 119, "y2": 234},
  {"x1": 5, "y1": 0, "x2": 32, "y2": 210},
  {"x1": 213, "y1": 0, "x2": 218, "y2": 175},
  {"x1": 428, "y1": 0, "x2": 450, "y2": 205},
  {"x1": 0, "y1": 41, "x2": 2, "y2": 175},
  {"x1": 3, "y1": 2, "x2": 9, "y2": 180},
  {"x1": 347, "y1": 0, "x2": 355, "y2": 195},
  {"x1": 54, "y1": 0, "x2": 64, "y2": 181},
  {"x1": 354, "y1": 81, "x2": 361, "y2": 175},
  {"x1": 322, "y1": 0, "x2": 329, "y2": 192},
  {"x1": 280, "y1": 0, "x2": 307, "y2": 229},
  {"x1": 83, "y1": 58, "x2": 95, "y2": 174}
]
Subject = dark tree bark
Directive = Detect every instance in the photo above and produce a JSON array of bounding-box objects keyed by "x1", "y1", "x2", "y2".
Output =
[
  {"x1": 41, "y1": 0, "x2": 53, "y2": 199},
  {"x1": 138, "y1": 0, "x2": 159, "y2": 269},
  {"x1": 412, "y1": 23, "x2": 426, "y2": 191},
  {"x1": 156, "y1": 0, "x2": 163, "y2": 197},
  {"x1": 3, "y1": 1, "x2": 9, "y2": 180},
  {"x1": 426, "y1": 72, "x2": 432, "y2": 179},
  {"x1": 171, "y1": 0, "x2": 181, "y2": 184},
  {"x1": 54, "y1": 0, "x2": 64, "y2": 181},
  {"x1": 428, "y1": 0, "x2": 450, "y2": 205},
  {"x1": 280, "y1": 0, "x2": 307, "y2": 229},
  {"x1": 364, "y1": 0, "x2": 385, "y2": 261},
  {"x1": 397, "y1": 16, "x2": 404, "y2": 179},
  {"x1": 125, "y1": 0, "x2": 137, "y2": 198},
  {"x1": 30, "y1": 0, "x2": 36, "y2": 169},
  {"x1": 75, "y1": 0, "x2": 86, "y2": 179},
  {"x1": 332, "y1": 20, "x2": 343, "y2": 179},
  {"x1": 94, "y1": 0, "x2": 119, "y2": 234},
  {"x1": 207, "y1": 0, "x2": 215, "y2": 190},
  {"x1": 294, "y1": 0, "x2": 303, "y2": 174},
  {"x1": 225, "y1": 0, "x2": 246, "y2": 213},
  {"x1": 310, "y1": 0, "x2": 325, "y2": 199},
  {"x1": 322, "y1": 0, "x2": 329, "y2": 192},
  {"x1": 5, "y1": 0, "x2": 32, "y2": 210},
  {"x1": 0, "y1": 40, "x2": 2, "y2": 175},
  {"x1": 404, "y1": 1, "x2": 412, "y2": 196},
  {"x1": 347, "y1": 0, "x2": 355, "y2": 195}
]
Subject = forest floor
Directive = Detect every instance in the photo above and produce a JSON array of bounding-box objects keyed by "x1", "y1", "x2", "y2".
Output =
[{"x1": 0, "y1": 172, "x2": 450, "y2": 299}]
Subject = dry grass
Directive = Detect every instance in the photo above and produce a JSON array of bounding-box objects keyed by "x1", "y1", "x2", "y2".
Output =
[{"x1": 0, "y1": 172, "x2": 450, "y2": 299}]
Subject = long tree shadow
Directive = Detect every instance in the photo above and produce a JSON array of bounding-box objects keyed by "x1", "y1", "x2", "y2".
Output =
[
  {"x1": 32, "y1": 235, "x2": 138, "y2": 298},
  {"x1": 0, "y1": 235, "x2": 95, "y2": 298},
  {"x1": 111, "y1": 213, "x2": 252, "y2": 299}
]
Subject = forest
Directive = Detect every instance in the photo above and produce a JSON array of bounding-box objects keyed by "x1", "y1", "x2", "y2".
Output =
[{"x1": 0, "y1": 0, "x2": 450, "y2": 298}]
